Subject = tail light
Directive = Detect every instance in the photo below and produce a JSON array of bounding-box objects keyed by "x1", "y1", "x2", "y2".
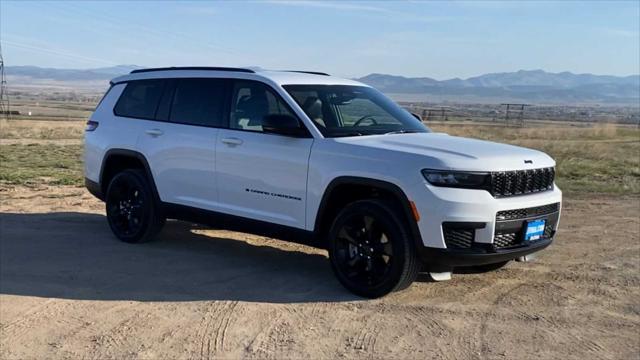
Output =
[{"x1": 85, "y1": 120, "x2": 99, "y2": 131}]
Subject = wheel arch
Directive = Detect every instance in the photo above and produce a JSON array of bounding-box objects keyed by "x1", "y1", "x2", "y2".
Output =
[
  {"x1": 313, "y1": 176, "x2": 422, "y2": 249},
  {"x1": 99, "y1": 149, "x2": 161, "y2": 203}
]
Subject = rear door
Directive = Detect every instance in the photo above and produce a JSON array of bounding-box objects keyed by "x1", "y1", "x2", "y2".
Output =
[
  {"x1": 215, "y1": 80, "x2": 313, "y2": 229},
  {"x1": 137, "y1": 78, "x2": 226, "y2": 209}
]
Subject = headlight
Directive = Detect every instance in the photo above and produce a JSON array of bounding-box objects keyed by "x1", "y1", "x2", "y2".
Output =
[{"x1": 422, "y1": 169, "x2": 490, "y2": 189}]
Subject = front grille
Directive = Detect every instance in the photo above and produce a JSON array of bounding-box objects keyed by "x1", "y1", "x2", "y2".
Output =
[
  {"x1": 493, "y1": 202, "x2": 559, "y2": 249},
  {"x1": 496, "y1": 203, "x2": 560, "y2": 221},
  {"x1": 493, "y1": 233, "x2": 519, "y2": 248},
  {"x1": 490, "y1": 167, "x2": 555, "y2": 198},
  {"x1": 443, "y1": 228, "x2": 474, "y2": 249},
  {"x1": 493, "y1": 230, "x2": 551, "y2": 249}
]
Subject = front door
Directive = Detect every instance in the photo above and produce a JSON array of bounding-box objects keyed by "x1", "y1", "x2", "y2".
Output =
[{"x1": 215, "y1": 80, "x2": 313, "y2": 229}]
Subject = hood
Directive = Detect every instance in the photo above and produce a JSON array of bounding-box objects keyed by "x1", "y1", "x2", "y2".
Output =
[{"x1": 333, "y1": 133, "x2": 555, "y2": 172}]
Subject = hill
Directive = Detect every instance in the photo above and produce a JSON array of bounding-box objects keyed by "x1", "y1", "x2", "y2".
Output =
[
  {"x1": 5, "y1": 66, "x2": 639, "y2": 104},
  {"x1": 356, "y1": 70, "x2": 639, "y2": 105}
]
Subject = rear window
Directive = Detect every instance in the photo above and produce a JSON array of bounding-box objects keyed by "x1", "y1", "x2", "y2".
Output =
[
  {"x1": 169, "y1": 78, "x2": 226, "y2": 127},
  {"x1": 114, "y1": 80, "x2": 166, "y2": 119}
]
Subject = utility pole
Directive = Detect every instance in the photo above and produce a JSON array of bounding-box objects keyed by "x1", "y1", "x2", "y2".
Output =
[
  {"x1": 0, "y1": 46, "x2": 9, "y2": 120},
  {"x1": 0, "y1": 1, "x2": 10, "y2": 121}
]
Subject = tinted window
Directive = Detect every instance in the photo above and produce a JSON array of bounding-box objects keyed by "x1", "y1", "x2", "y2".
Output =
[
  {"x1": 230, "y1": 80, "x2": 298, "y2": 132},
  {"x1": 114, "y1": 80, "x2": 165, "y2": 119},
  {"x1": 170, "y1": 78, "x2": 226, "y2": 127},
  {"x1": 155, "y1": 79, "x2": 176, "y2": 122},
  {"x1": 285, "y1": 85, "x2": 429, "y2": 137}
]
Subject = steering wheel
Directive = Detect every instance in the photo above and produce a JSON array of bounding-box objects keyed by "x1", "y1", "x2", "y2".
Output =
[{"x1": 353, "y1": 115, "x2": 378, "y2": 127}]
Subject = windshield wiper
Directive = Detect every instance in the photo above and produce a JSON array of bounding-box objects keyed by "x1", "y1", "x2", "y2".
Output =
[
  {"x1": 384, "y1": 130, "x2": 422, "y2": 135},
  {"x1": 333, "y1": 131, "x2": 364, "y2": 137}
]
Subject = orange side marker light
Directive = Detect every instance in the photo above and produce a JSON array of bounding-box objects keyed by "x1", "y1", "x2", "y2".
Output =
[{"x1": 409, "y1": 201, "x2": 421, "y2": 222}]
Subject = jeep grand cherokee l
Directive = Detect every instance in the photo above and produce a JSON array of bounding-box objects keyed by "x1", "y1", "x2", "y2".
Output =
[{"x1": 84, "y1": 67, "x2": 562, "y2": 298}]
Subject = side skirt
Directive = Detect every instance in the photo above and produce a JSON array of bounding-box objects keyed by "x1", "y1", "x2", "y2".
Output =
[{"x1": 160, "y1": 202, "x2": 323, "y2": 249}]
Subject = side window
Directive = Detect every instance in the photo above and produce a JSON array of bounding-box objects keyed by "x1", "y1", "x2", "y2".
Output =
[
  {"x1": 229, "y1": 81, "x2": 297, "y2": 132},
  {"x1": 169, "y1": 78, "x2": 225, "y2": 127},
  {"x1": 155, "y1": 79, "x2": 176, "y2": 122},
  {"x1": 288, "y1": 90, "x2": 326, "y2": 128},
  {"x1": 114, "y1": 79, "x2": 166, "y2": 119}
]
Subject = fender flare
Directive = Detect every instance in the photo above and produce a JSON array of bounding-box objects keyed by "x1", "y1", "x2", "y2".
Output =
[
  {"x1": 313, "y1": 176, "x2": 423, "y2": 249},
  {"x1": 99, "y1": 148, "x2": 161, "y2": 203}
]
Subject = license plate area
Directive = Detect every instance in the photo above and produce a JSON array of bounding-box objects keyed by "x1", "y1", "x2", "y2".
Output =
[{"x1": 524, "y1": 219, "x2": 546, "y2": 241}]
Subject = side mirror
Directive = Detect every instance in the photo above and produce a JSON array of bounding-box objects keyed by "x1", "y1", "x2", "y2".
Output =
[{"x1": 262, "y1": 114, "x2": 307, "y2": 137}]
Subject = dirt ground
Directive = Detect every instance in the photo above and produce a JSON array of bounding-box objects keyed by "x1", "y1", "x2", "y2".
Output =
[{"x1": 1, "y1": 186, "x2": 639, "y2": 359}]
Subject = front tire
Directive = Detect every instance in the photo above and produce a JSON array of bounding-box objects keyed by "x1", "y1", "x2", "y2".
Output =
[
  {"x1": 105, "y1": 169, "x2": 163, "y2": 243},
  {"x1": 328, "y1": 199, "x2": 421, "y2": 298}
]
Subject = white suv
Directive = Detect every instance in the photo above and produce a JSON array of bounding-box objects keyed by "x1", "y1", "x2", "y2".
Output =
[{"x1": 84, "y1": 67, "x2": 562, "y2": 298}]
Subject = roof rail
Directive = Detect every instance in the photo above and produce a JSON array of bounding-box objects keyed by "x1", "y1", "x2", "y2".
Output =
[
  {"x1": 130, "y1": 67, "x2": 255, "y2": 74},
  {"x1": 284, "y1": 70, "x2": 330, "y2": 76}
]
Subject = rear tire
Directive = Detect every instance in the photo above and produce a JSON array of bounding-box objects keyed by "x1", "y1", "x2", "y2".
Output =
[
  {"x1": 328, "y1": 199, "x2": 421, "y2": 298},
  {"x1": 105, "y1": 169, "x2": 163, "y2": 243}
]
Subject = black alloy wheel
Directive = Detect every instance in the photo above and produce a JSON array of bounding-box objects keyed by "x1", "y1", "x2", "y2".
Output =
[
  {"x1": 328, "y1": 199, "x2": 421, "y2": 298},
  {"x1": 105, "y1": 169, "x2": 163, "y2": 243},
  {"x1": 334, "y1": 213, "x2": 394, "y2": 287}
]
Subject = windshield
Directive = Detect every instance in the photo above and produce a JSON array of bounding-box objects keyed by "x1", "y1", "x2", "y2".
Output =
[{"x1": 283, "y1": 85, "x2": 430, "y2": 137}]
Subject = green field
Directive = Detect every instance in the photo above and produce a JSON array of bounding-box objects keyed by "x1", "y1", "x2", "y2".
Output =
[{"x1": 0, "y1": 144, "x2": 83, "y2": 186}]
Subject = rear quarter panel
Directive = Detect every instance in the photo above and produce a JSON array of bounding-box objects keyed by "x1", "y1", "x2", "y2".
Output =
[{"x1": 83, "y1": 84, "x2": 142, "y2": 183}]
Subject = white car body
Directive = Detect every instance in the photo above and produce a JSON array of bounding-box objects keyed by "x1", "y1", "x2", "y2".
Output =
[{"x1": 85, "y1": 67, "x2": 562, "y2": 277}]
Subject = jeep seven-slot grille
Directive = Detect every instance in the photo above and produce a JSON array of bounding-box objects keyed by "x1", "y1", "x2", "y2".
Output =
[
  {"x1": 490, "y1": 167, "x2": 555, "y2": 198},
  {"x1": 496, "y1": 203, "x2": 560, "y2": 221},
  {"x1": 443, "y1": 228, "x2": 474, "y2": 249}
]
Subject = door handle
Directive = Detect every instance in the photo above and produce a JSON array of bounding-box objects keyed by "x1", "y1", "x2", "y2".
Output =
[
  {"x1": 221, "y1": 137, "x2": 243, "y2": 146},
  {"x1": 145, "y1": 129, "x2": 164, "y2": 137}
]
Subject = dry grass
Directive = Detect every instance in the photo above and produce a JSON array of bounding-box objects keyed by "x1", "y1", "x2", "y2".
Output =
[
  {"x1": 432, "y1": 123, "x2": 640, "y2": 194},
  {"x1": 0, "y1": 119, "x2": 85, "y2": 140},
  {"x1": 431, "y1": 122, "x2": 638, "y2": 142},
  {"x1": 0, "y1": 118, "x2": 638, "y2": 194},
  {"x1": 8, "y1": 98, "x2": 96, "y2": 121}
]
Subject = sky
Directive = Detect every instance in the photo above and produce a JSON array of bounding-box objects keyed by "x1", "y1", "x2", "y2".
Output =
[{"x1": 1, "y1": 0, "x2": 639, "y2": 79}]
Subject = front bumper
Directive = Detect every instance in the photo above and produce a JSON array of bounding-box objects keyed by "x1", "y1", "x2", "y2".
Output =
[
  {"x1": 407, "y1": 180, "x2": 562, "y2": 249},
  {"x1": 404, "y1": 179, "x2": 562, "y2": 268},
  {"x1": 418, "y1": 237, "x2": 553, "y2": 268}
]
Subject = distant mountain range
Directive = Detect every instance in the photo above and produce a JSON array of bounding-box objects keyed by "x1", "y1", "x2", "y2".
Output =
[
  {"x1": 5, "y1": 66, "x2": 639, "y2": 105},
  {"x1": 6, "y1": 65, "x2": 142, "y2": 82},
  {"x1": 355, "y1": 70, "x2": 639, "y2": 105}
]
